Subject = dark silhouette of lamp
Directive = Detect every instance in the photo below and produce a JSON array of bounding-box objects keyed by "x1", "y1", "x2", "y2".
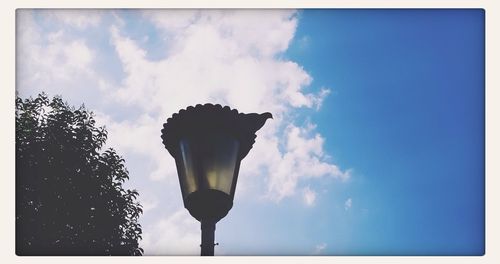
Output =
[{"x1": 161, "y1": 103, "x2": 272, "y2": 256}]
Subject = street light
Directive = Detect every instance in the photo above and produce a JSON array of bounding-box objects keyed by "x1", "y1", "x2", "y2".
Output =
[{"x1": 161, "y1": 103, "x2": 272, "y2": 256}]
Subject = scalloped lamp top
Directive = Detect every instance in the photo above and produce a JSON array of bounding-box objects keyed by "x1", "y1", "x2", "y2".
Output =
[{"x1": 161, "y1": 103, "x2": 272, "y2": 160}]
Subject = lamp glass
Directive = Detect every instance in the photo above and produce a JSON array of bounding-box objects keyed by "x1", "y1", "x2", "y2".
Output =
[
  {"x1": 176, "y1": 133, "x2": 240, "y2": 199},
  {"x1": 178, "y1": 139, "x2": 198, "y2": 196}
]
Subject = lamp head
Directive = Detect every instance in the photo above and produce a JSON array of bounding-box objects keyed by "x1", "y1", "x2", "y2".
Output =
[{"x1": 161, "y1": 104, "x2": 271, "y2": 222}]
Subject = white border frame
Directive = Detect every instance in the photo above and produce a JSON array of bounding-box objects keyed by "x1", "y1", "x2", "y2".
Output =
[{"x1": 2, "y1": 1, "x2": 498, "y2": 263}]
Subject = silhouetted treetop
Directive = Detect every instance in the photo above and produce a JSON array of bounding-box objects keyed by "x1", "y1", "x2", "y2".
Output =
[{"x1": 16, "y1": 93, "x2": 143, "y2": 256}]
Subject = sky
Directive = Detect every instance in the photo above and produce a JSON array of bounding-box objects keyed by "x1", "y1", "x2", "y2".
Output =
[{"x1": 16, "y1": 9, "x2": 484, "y2": 255}]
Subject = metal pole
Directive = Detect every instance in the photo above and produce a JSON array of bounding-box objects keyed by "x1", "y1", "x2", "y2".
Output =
[{"x1": 200, "y1": 219, "x2": 216, "y2": 256}]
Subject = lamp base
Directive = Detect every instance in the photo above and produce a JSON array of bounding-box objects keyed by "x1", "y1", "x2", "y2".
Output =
[{"x1": 184, "y1": 189, "x2": 233, "y2": 222}]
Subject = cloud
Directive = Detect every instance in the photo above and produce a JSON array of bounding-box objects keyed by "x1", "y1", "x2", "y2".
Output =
[
  {"x1": 107, "y1": 10, "x2": 318, "y2": 117},
  {"x1": 313, "y1": 242, "x2": 327, "y2": 255},
  {"x1": 303, "y1": 186, "x2": 316, "y2": 207},
  {"x1": 263, "y1": 124, "x2": 350, "y2": 201},
  {"x1": 17, "y1": 17, "x2": 94, "y2": 81},
  {"x1": 143, "y1": 10, "x2": 297, "y2": 58},
  {"x1": 297, "y1": 35, "x2": 311, "y2": 50},
  {"x1": 140, "y1": 209, "x2": 200, "y2": 255},
  {"x1": 45, "y1": 9, "x2": 102, "y2": 29},
  {"x1": 16, "y1": 10, "x2": 103, "y2": 104},
  {"x1": 345, "y1": 198, "x2": 352, "y2": 211}
]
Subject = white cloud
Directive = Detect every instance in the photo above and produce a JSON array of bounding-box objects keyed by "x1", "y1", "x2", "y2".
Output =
[
  {"x1": 303, "y1": 186, "x2": 316, "y2": 207},
  {"x1": 345, "y1": 198, "x2": 352, "y2": 211},
  {"x1": 93, "y1": 111, "x2": 179, "y2": 185},
  {"x1": 140, "y1": 209, "x2": 200, "y2": 255},
  {"x1": 45, "y1": 9, "x2": 102, "y2": 29},
  {"x1": 313, "y1": 242, "x2": 327, "y2": 255},
  {"x1": 16, "y1": 10, "x2": 97, "y2": 99},
  {"x1": 143, "y1": 10, "x2": 297, "y2": 59},
  {"x1": 297, "y1": 35, "x2": 311, "y2": 50},
  {"x1": 312, "y1": 87, "x2": 331, "y2": 110},
  {"x1": 143, "y1": 10, "x2": 199, "y2": 34},
  {"x1": 263, "y1": 124, "x2": 350, "y2": 201},
  {"x1": 107, "y1": 10, "x2": 319, "y2": 117}
]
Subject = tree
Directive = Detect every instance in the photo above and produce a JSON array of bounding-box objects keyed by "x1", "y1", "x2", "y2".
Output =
[{"x1": 16, "y1": 93, "x2": 143, "y2": 256}]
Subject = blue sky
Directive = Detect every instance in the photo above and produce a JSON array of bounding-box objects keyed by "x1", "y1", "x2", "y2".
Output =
[
  {"x1": 16, "y1": 9, "x2": 484, "y2": 255},
  {"x1": 286, "y1": 9, "x2": 484, "y2": 255}
]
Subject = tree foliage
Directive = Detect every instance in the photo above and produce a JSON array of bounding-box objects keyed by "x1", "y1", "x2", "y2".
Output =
[{"x1": 16, "y1": 93, "x2": 143, "y2": 256}]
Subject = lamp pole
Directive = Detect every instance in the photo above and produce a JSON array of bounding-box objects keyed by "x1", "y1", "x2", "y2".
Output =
[
  {"x1": 201, "y1": 219, "x2": 216, "y2": 256},
  {"x1": 161, "y1": 103, "x2": 272, "y2": 256}
]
